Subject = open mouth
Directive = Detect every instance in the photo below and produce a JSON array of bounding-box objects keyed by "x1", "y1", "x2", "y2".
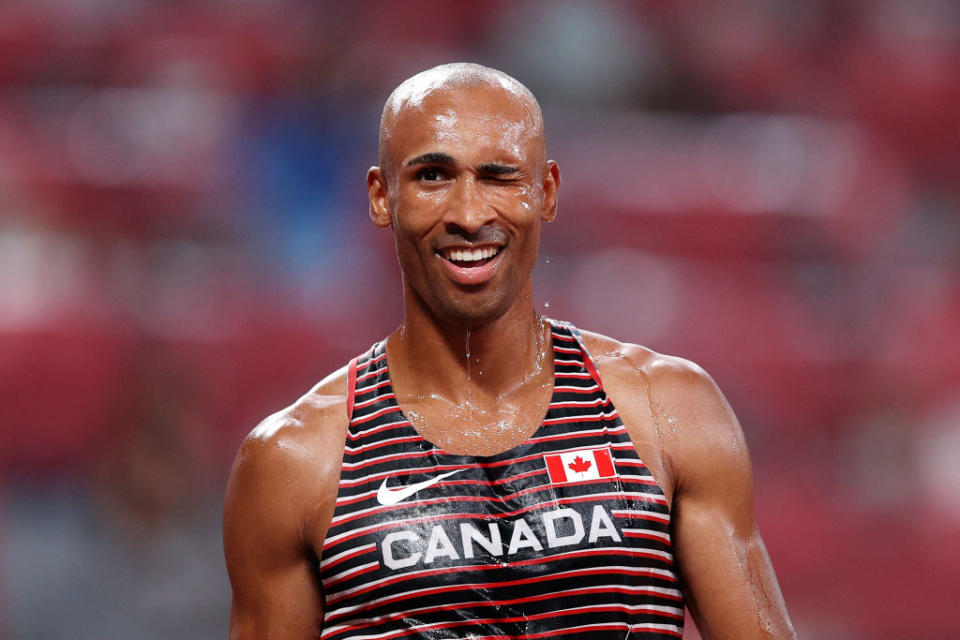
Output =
[{"x1": 438, "y1": 245, "x2": 502, "y2": 269}]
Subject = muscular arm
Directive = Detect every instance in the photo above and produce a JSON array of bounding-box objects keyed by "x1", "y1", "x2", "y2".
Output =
[
  {"x1": 646, "y1": 357, "x2": 796, "y2": 640},
  {"x1": 585, "y1": 334, "x2": 795, "y2": 639},
  {"x1": 223, "y1": 375, "x2": 348, "y2": 639}
]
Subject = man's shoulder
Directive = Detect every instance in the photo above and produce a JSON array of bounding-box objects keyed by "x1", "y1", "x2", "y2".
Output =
[
  {"x1": 234, "y1": 364, "x2": 351, "y2": 480},
  {"x1": 224, "y1": 365, "x2": 352, "y2": 567},
  {"x1": 574, "y1": 325, "x2": 745, "y2": 489},
  {"x1": 576, "y1": 326, "x2": 714, "y2": 394}
]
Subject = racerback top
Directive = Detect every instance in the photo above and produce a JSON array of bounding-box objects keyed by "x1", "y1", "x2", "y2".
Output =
[{"x1": 319, "y1": 320, "x2": 684, "y2": 639}]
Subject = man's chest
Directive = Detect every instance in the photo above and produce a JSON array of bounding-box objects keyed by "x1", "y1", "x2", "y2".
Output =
[
  {"x1": 395, "y1": 382, "x2": 555, "y2": 457},
  {"x1": 313, "y1": 429, "x2": 681, "y2": 638}
]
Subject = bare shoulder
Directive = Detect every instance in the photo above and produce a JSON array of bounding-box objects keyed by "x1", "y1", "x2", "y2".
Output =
[
  {"x1": 577, "y1": 328, "x2": 747, "y2": 490},
  {"x1": 224, "y1": 365, "x2": 352, "y2": 632},
  {"x1": 225, "y1": 364, "x2": 351, "y2": 532},
  {"x1": 237, "y1": 365, "x2": 351, "y2": 474},
  {"x1": 578, "y1": 327, "x2": 721, "y2": 409}
]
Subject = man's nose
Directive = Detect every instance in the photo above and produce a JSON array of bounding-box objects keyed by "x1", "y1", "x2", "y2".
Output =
[{"x1": 442, "y1": 175, "x2": 497, "y2": 233}]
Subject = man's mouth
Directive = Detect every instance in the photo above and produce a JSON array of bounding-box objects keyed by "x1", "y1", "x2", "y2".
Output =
[
  {"x1": 434, "y1": 244, "x2": 505, "y2": 285},
  {"x1": 438, "y1": 245, "x2": 502, "y2": 269}
]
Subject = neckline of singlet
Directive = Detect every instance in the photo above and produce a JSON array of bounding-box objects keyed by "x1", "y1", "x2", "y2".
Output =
[{"x1": 370, "y1": 319, "x2": 604, "y2": 463}]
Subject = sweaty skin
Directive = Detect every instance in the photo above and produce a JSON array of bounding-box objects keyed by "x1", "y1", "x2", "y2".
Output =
[{"x1": 223, "y1": 63, "x2": 797, "y2": 639}]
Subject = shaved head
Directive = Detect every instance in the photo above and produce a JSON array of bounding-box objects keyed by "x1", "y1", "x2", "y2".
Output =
[
  {"x1": 366, "y1": 62, "x2": 560, "y2": 328},
  {"x1": 378, "y1": 63, "x2": 545, "y2": 177}
]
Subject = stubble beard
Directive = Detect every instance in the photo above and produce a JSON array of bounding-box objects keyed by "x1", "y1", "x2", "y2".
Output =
[
  {"x1": 398, "y1": 231, "x2": 540, "y2": 330},
  {"x1": 405, "y1": 274, "x2": 518, "y2": 330}
]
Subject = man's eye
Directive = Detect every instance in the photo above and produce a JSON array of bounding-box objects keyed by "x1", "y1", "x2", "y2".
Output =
[{"x1": 419, "y1": 168, "x2": 444, "y2": 181}]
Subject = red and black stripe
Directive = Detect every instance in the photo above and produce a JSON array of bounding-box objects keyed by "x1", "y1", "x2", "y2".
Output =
[{"x1": 319, "y1": 320, "x2": 683, "y2": 639}]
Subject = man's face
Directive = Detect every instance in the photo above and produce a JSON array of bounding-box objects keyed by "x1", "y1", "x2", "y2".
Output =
[{"x1": 369, "y1": 85, "x2": 558, "y2": 327}]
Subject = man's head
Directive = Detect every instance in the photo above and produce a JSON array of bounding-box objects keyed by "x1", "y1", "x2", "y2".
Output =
[{"x1": 368, "y1": 63, "x2": 560, "y2": 328}]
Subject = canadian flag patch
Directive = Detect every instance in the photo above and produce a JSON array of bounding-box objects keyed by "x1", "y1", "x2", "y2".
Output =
[{"x1": 544, "y1": 447, "x2": 617, "y2": 484}]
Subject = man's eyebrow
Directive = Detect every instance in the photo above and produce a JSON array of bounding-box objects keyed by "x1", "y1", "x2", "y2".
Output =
[
  {"x1": 477, "y1": 162, "x2": 520, "y2": 175},
  {"x1": 405, "y1": 152, "x2": 455, "y2": 167}
]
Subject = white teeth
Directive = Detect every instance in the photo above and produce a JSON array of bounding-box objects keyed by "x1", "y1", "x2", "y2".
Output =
[{"x1": 441, "y1": 246, "x2": 500, "y2": 263}]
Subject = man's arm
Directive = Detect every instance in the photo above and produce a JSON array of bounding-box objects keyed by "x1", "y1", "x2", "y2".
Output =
[
  {"x1": 647, "y1": 356, "x2": 797, "y2": 640},
  {"x1": 223, "y1": 377, "x2": 348, "y2": 639},
  {"x1": 585, "y1": 333, "x2": 795, "y2": 640}
]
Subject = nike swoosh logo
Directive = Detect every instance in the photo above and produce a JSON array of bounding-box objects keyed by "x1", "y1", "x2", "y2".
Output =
[{"x1": 376, "y1": 468, "x2": 464, "y2": 506}]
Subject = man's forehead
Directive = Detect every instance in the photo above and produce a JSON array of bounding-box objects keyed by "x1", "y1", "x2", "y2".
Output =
[
  {"x1": 389, "y1": 85, "x2": 537, "y2": 134},
  {"x1": 383, "y1": 85, "x2": 542, "y2": 166},
  {"x1": 378, "y1": 64, "x2": 545, "y2": 170},
  {"x1": 398, "y1": 92, "x2": 532, "y2": 134}
]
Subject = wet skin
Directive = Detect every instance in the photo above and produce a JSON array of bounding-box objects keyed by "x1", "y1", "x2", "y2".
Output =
[
  {"x1": 368, "y1": 82, "x2": 560, "y2": 455},
  {"x1": 224, "y1": 68, "x2": 797, "y2": 639},
  {"x1": 371, "y1": 85, "x2": 552, "y2": 327}
]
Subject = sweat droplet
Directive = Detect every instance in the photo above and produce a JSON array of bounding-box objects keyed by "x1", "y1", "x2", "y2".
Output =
[{"x1": 544, "y1": 301, "x2": 550, "y2": 308}]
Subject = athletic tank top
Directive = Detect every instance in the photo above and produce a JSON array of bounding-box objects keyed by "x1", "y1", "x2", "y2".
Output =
[{"x1": 320, "y1": 320, "x2": 684, "y2": 639}]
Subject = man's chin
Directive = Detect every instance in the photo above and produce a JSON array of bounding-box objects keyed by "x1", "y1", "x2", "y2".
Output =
[{"x1": 432, "y1": 293, "x2": 514, "y2": 329}]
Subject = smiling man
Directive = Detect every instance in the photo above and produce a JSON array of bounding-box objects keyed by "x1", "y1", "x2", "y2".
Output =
[{"x1": 223, "y1": 63, "x2": 797, "y2": 640}]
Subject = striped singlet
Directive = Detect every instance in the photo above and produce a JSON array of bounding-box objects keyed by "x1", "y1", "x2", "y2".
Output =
[{"x1": 320, "y1": 320, "x2": 684, "y2": 639}]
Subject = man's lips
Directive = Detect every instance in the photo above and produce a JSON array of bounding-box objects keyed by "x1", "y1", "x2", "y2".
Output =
[
  {"x1": 437, "y1": 244, "x2": 502, "y2": 264},
  {"x1": 435, "y1": 244, "x2": 505, "y2": 285}
]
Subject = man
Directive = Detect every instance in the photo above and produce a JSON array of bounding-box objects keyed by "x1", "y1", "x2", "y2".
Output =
[{"x1": 224, "y1": 63, "x2": 797, "y2": 639}]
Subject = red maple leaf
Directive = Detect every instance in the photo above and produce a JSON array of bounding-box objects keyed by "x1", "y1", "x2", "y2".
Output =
[{"x1": 568, "y1": 455, "x2": 592, "y2": 474}]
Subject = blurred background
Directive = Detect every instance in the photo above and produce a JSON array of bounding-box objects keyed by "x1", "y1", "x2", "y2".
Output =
[{"x1": 1, "y1": 0, "x2": 958, "y2": 638}]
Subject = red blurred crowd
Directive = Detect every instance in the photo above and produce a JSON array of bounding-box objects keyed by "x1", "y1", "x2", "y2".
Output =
[{"x1": 1, "y1": 1, "x2": 958, "y2": 638}]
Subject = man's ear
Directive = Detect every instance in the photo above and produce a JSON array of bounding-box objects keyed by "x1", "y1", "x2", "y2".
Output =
[
  {"x1": 367, "y1": 166, "x2": 392, "y2": 228},
  {"x1": 540, "y1": 160, "x2": 561, "y2": 222}
]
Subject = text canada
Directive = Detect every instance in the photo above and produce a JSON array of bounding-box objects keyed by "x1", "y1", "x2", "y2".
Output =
[{"x1": 381, "y1": 505, "x2": 621, "y2": 570}]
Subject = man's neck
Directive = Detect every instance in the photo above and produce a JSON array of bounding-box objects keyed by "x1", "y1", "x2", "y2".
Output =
[{"x1": 387, "y1": 294, "x2": 550, "y2": 404}]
